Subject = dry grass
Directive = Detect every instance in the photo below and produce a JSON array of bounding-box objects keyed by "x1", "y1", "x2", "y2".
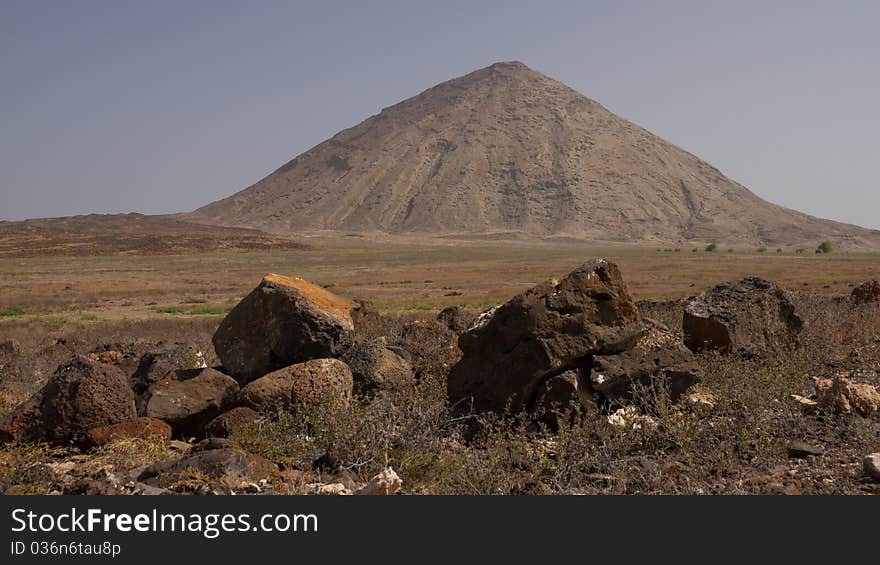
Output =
[{"x1": 2, "y1": 237, "x2": 878, "y2": 326}]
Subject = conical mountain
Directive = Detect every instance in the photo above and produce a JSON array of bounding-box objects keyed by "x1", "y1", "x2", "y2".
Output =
[{"x1": 188, "y1": 61, "x2": 880, "y2": 248}]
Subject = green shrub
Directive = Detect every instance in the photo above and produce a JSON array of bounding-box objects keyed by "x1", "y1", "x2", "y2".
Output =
[
  {"x1": 816, "y1": 241, "x2": 832, "y2": 254},
  {"x1": 705, "y1": 243, "x2": 718, "y2": 252}
]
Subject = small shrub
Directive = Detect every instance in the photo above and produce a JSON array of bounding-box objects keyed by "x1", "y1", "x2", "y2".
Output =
[
  {"x1": 0, "y1": 307, "x2": 25, "y2": 318},
  {"x1": 816, "y1": 241, "x2": 832, "y2": 254},
  {"x1": 705, "y1": 243, "x2": 718, "y2": 252}
]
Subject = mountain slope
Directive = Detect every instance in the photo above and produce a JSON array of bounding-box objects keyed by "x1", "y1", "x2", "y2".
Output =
[{"x1": 187, "y1": 61, "x2": 880, "y2": 249}]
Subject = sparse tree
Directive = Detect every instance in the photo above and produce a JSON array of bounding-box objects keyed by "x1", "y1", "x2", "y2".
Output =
[
  {"x1": 705, "y1": 243, "x2": 718, "y2": 252},
  {"x1": 816, "y1": 241, "x2": 832, "y2": 254}
]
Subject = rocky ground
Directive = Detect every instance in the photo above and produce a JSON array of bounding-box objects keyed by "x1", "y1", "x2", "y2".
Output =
[{"x1": 0, "y1": 264, "x2": 878, "y2": 495}]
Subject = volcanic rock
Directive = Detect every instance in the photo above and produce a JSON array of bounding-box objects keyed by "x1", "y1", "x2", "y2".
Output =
[
  {"x1": 342, "y1": 340, "x2": 414, "y2": 397},
  {"x1": 130, "y1": 343, "x2": 207, "y2": 413},
  {"x1": 683, "y1": 277, "x2": 803, "y2": 354},
  {"x1": 3, "y1": 356, "x2": 136, "y2": 444},
  {"x1": 437, "y1": 306, "x2": 473, "y2": 334},
  {"x1": 205, "y1": 407, "x2": 260, "y2": 438},
  {"x1": 590, "y1": 342, "x2": 702, "y2": 401},
  {"x1": 80, "y1": 417, "x2": 172, "y2": 450},
  {"x1": 213, "y1": 274, "x2": 354, "y2": 384},
  {"x1": 144, "y1": 367, "x2": 239, "y2": 436},
  {"x1": 237, "y1": 358, "x2": 352, "y2": 413},
  {"x1": 448, "y1": 259, "x2": 645, "y2": 413}
]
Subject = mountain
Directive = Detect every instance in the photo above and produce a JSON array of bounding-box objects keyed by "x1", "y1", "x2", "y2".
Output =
[{"x1": 186, "y1": 61, "x2": 880, "y2": 249}]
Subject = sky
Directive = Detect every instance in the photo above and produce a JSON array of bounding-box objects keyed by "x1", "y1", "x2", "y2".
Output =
[{"x1": 1, "y1": 0, "x2": 878, "y2": 228}]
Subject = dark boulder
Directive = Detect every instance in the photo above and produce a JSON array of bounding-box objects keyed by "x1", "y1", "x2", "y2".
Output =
[
  {"x1": 448, "y1": 259, "x2": 645, "y2": 414},
  {"x1": 590, "y1": 342, "x2": 703, "y2": 401},
  {"x1": 205, "y1": 407, "x2": 260, "y2": 438},
  {"x1": 437, "y1": 306, "x2": 473, "y2": 334},
  {"x1": 2, "y1": 356, "x2": 136, "y2": 445},
  {"x1": 342, "y1": 340, "x2": 414, "y2": 397},
  {"x1": 130, "y1": 343, "x2": 207, "y2": 414},
  {"x1": 144, "y1": 367, "x2": 239, "y2": 436},
  {"x1": 683, "y1": 277, "x2": 803, "y2": 355}
]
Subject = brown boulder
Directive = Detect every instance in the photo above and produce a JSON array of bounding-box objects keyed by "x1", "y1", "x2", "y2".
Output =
[
  {"x1": 3, "y1": 356, "x2": 136, "y2": 445},
  {"x1": 130, "y1": 343, "x2": 207, "y2": 414},
  {"x1": 144, "y1": 367, "x2": 239, "y2": 436},
  {"x1": 448, "y1": 259, "x2": 645, "y2": 413},
  {"x1": 238, "y1": 358, "x2": 352, "y2": 413},
  {"x1": 342, "y1": 340, "x2": 414, "y2": 397},
  {"x1": 205, "y1": 407, "x2": 260, "y2": 438},
  {"x1": 851, "y1": 280, "x2": 880, "y2": 304},
  {"x1": 437, "y1": 306, "x2": 473, "y2": 334},
  {"x1": 80, "y1": 417, "x2": 172, "y2": 450},
  {"x1": 289, "y1": 359, "x2": 353, "y2": 412},
  {"x1": 683, "y1": 277, "x2": 803, "y2": 355},
  {"x1": 531, "y1": 370, "x2": 593, "y2": 429},
  {"x1": 815, "y1": 375, "x2": 880, "y2": 417},
  {"x1": 213, "y1": 274, "x2": 355, "y2": 384},
  {"x1": 590, "y1": 343, "x2": 703, "y2": 401},
  {"x1": 349, "y1": 298, "x2": 388, "y2": 337}
]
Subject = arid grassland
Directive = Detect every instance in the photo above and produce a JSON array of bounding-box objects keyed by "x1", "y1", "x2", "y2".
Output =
[{"x1": 1, "y1": 238, "x2": 879, "y2": 495}]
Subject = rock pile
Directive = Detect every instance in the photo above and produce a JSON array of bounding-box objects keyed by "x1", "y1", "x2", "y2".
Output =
[{"x1": 1, "y1": 273, "x2": 364, "y2": 452}]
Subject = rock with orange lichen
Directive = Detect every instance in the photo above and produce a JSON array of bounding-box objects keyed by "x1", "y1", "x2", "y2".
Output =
[
  {"x1": 80, "y1": 417, "x2": 172, "y2": 450},
  {"x1": 212, "y1": 274, "x2": 355, "y2": 384}
]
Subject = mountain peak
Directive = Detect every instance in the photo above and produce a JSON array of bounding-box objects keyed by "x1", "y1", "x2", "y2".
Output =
[{"x1": 186, "y1": 63, "x2": 880, "y2": 249}]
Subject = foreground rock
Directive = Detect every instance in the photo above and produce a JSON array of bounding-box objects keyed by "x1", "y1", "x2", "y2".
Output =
[
  {"x1": 357, "y1": 467, "x2": 402, "y2": 495},
  {"x1": 448, "y1": 260, "x2": 645, "y2": 413},
  {"x1": 683, "y1": 277, "x2": 803, "y2": 355},
  {"x1": 851, "y1": 280, "x2": 880, "y2": 304},
  {"x1": 205, "y1": 407, "x2": 260, "y2": 438},
  {"x1": 80, "y1": 417, "x2": 172, "y2": 450},
  {"x1": 437, "y1": 306, "x2": 473, "y2": 334},
  {"x1": 213, "y1": 274, "x2": 355, "y2": 384},
  {"x1": 342, "y1": 340, "x2": 414, "y2": 397},
  {"x1": 815, "y1": 375, "x2": 880, "y2": 417},
  {"x1": 865, "y1": 454, "x2": 880, "y2": 482},
  {"x1": 532, "y1": 370, "x2": 583, "y2": 428},
  {"x1": 130, "y1": 343, "x2": 207, "y2": 414},
  {"x1": 590, "y1": 342, "x2": 702, "y2": 402},
  {"x1": 238, "y1": 358, "x2": 353, "y2": 413},
  {"x1": 137, "y1": 448, "x2": 278, "y2": 489},
  {"x1": 144, "y1": 368, "x2": 239, "y2": 436},
  {"x1": 2, "y1": 356, "x2": 136, "y2": 444}
]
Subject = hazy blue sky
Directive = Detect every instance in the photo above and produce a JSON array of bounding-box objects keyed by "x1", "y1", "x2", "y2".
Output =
[{"x1": 2, "y1": 1, "x2": 878, "y2": 228}]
